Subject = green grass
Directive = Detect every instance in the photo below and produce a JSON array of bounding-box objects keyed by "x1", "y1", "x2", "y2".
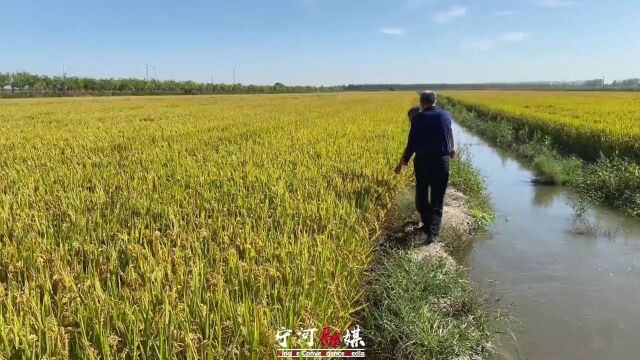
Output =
[
  {"x1": 449, "y1": 148, "x2": 493, "y2": 228},
  {"x1": 361, "y1": 148, "x2": 494, "y2": 359},
  {"x1": 363, "y1": 253, "x2": 490, "y2": 360}
]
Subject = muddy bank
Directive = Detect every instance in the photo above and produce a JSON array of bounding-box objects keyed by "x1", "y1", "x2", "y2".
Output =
[{"x1": 409, "y1": 188, "x2": 475, "y2": 265}]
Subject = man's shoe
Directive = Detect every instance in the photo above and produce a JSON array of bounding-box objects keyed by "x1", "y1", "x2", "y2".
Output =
[{"x1": 415, "y1": 224, "x2": 431, "y2": 235}]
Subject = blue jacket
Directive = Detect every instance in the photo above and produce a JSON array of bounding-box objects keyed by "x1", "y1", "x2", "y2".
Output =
[{"x1": 402, "y1": 106, "x2": 453, "y2": 164}]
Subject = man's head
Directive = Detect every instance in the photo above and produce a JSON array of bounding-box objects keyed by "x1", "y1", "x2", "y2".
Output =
[{"x1": 420, "y1": 90, "x2": 437, "y2": 109}]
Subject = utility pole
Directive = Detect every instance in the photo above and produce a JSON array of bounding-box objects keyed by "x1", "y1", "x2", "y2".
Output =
[
  {"x1": 233, "y1": 68, "x2": 236, "y2": 85},
  {"x1": 62, "y1": 64, "x2": 67, "y2": 93},
  {"x1": 603, "y1": 75, "x2": 605, "y2": 88},
  {"x1": 145, "y1": 64, "x2": 158, "y2": 81}
]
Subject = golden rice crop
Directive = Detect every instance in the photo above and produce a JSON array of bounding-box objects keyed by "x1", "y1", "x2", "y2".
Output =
[
  {"x1": 443, "y1": 90, "x2": 640, "y2": 160},
  {"x1": 0, "y1": 92, "x2": 413, "y2": 359}
]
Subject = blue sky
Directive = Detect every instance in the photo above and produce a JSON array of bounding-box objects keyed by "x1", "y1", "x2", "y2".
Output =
[{"x1": 1, "y1": 0, "x2": 638, "y2": 85}]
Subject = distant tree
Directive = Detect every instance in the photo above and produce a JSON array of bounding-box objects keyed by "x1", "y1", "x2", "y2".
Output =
[
  {"x1": 12, "y1": 72, "x2": 37, "y2": 91},
  {"x1": 0, "y1": 73, "x2": 10, "y2": 91},
  {"x1": 33, "y1": 79, "x2": 48, "y2": 92},
  {"x1": 0, "y1": 70, "x2": 343, "y2": 97},
  {"x1": 181, "y1": 80, "x2": 198, "y2": 94}
]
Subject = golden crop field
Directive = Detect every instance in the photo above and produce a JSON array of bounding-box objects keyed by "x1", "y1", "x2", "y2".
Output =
[
  {"x1": 442, "y1": 90, "x2": 640, "y2": 160},
  {"x1": 0, "y1": 92, "x2": 414, "y2": 359}
]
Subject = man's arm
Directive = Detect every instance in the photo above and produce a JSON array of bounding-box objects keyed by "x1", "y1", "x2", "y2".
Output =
[
  {"x1": 447, "y1": 114, "x2": 456, "y2": 158},
  {"x1": 448, "y1": 127, "x2": 456, "y2": 158},
  {"x1": 395, "y1": 119, "x2": 416, "y2": 174}
]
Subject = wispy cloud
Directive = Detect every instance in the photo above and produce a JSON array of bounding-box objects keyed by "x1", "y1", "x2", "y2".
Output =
[
  {"x1": 463, "y1": 31, "x2": 531, "y2": 51},
  {"x1": 405, "y1": 0, "x2": 436, "y2": 10},
  {"x1": 378, "y1": 27, "x2": 406, "y2": 36},
  {"x1": 492, "y1": 10, "x2": 518, "y2": 17},
  {"x1": 500, "y1": 32, "x2": 530, "y2": 42},
  {"x1": 539, "y1": 0, "x2": 578, "y2": 7},
  {"x1": 433, "y1": 5, "x2": 467, "y2": 24}
]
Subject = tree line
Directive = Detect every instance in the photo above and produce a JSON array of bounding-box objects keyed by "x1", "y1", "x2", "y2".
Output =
[
  {"x1": 346, "y1": 79, "x2": 640, "y2": 91},
  {"x1": 0, "y1": 71, "x2": 345, "y2": 97},
  {"x1": 3, "y1": 71, "x2": 639, "y2": 98}
]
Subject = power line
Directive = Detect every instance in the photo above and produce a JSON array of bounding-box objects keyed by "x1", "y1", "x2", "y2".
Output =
[{"x1": 145, "y1": 64, "x2": 158, "y2": 81}]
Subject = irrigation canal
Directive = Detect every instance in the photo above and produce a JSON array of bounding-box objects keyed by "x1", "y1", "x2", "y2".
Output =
[{"x1": 455, "y1": 123, "x2": 640, "y2": 359}]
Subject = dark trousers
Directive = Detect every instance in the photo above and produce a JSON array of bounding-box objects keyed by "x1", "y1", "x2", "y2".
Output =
[{"x1": 414, "y1": 154, "x2": 450, "y2": 237}]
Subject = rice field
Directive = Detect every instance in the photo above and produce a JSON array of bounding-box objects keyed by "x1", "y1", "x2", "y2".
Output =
[
  {"x1": 442, "y1": 90, "x2": 640, "y2": 161},
  {"x1": 0, "y1": 93, "x2": 414, "y2": 359}
]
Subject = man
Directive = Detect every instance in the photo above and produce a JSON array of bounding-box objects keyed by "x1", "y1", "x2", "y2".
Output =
[{"x1": 395, "y1": 90, "x2": 456, "y2": 242}]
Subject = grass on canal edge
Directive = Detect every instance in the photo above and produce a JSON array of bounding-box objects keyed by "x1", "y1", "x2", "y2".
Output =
[
  {"x1": 361, "y1": 149, "x2": 495, "y2": 360},
  {"x1": 442, "y1": 97, "x2": 640, "y2": 218}
]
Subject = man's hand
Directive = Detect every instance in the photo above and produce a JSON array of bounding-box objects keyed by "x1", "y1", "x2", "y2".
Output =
[
  {"x1": 449, "y1": 148, "x2": 456, "y2": 159},
  {"x1": 394, "y1": 162, "x2": 405, "y2": 174}
]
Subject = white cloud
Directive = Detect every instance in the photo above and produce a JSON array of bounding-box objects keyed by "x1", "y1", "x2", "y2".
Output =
[
  {"x1": 500, "y1": 32, "x2": 530, "y2": 42},
  {"x1": 433, "y1": 5, "x2": 467, "y2": 24},
  {"x1": 492, "y1": 10, "x2": 518, "y2": 17},
  {"x1": 463, "y1": 31, "x2": 531, "y2": 51},
  {"x1": 378, "y1": 27, "x2": 406, "y2": 36},
  {"x1": 539, "y1": 0, "x2": 578, "y2": 7}
]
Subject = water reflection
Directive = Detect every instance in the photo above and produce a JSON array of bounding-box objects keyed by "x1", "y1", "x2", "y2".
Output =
[{"x1": 531, "y1": 183, "x2": 564, "y2": 208}]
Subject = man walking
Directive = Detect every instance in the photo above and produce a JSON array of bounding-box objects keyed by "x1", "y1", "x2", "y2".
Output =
[{"x1": 395, "y1": 91, "x2": 456, "y2": 242}]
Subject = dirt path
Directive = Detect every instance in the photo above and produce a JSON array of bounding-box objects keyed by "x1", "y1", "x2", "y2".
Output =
[
  {"x1": 362, "y1": 185, "x2": 491, "y2": 359},
  {"x1": 409, "y1": 188, "x2": 474, "y2": 265}
]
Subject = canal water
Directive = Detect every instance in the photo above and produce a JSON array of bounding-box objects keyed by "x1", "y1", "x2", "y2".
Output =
[{"x1": 454, "y1": 124, "x2": 640, "y2": 360}]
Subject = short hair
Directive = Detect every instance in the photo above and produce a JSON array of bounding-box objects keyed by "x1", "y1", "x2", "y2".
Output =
[
  {"x1": 420, "y1": 90, "x2": 437, "y2": 106},
  {"x1": 407, "y1": 106, "x2": 420, "y2": 119}
]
